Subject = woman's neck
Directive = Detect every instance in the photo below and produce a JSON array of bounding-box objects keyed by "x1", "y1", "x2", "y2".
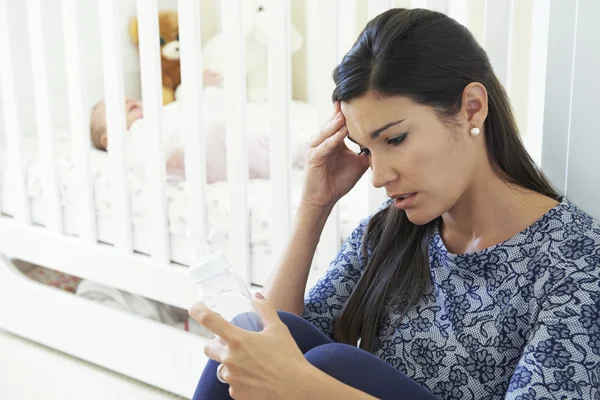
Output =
[{"x1": 440, "y1": 171, "x2": 559, "y2": 255}]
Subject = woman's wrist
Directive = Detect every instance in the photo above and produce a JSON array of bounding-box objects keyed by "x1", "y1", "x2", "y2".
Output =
[
  {"x1": 295, "y1": 201, "x2": 334, "y2": 235},
  {"x1": 297, "y1": 200, "x2": 335, "y2": 221}
]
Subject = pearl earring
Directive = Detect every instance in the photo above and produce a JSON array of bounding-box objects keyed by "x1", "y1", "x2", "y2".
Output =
[{"x1": 470, "y1": 127, "x2": 480, "y2": 137}]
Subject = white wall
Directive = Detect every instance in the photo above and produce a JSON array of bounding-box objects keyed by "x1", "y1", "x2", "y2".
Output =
[{"x1": 542, "y1": 0, "x2": 600, "y2": 219}]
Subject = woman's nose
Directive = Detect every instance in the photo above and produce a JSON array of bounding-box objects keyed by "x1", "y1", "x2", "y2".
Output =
[{"x1": 371, "y1": 158, "x2": 396, "y2": 189}]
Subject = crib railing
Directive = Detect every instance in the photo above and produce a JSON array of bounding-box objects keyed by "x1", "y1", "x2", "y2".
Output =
[
  {"x1": 98, "y1": 0, "x2": 134, "y2": 254},
  {"x1": 1, "y1": 0, "x2": 597, "y2": 293}
]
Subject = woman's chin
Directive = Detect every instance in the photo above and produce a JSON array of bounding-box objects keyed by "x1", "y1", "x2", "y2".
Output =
[{"x1": 404, "y1": 209, "x2": 438, "y2": 226}]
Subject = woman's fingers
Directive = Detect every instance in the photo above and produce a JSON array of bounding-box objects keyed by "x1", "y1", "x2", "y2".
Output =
[
  {"x1": 311, "y1": 126, "x2": 348, "y2": 160},
  {"x1": 330, "y1": 100, "x2": 340, "y2": 120},
  {"x1": 309, "y1": 108, "x2": 345, "y2": 148},
  {"x1": 204, "y1": 337, "x2": 228, "y2": 362},
  {"x1": 252, "y1": 294, "x2": 281, "y2": 329},
  {"x1": 189, "y1": 303, "x2": 244, "y2": 344}
]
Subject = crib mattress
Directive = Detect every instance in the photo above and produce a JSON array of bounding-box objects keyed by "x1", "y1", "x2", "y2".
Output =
[{"x1": 0, "y1": 101, "x2": 370, "y2": 285}]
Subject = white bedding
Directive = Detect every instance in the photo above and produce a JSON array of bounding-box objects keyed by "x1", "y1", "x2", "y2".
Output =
[{"x1": 0, "y1": 101, "x2": 372, "y2": 285}]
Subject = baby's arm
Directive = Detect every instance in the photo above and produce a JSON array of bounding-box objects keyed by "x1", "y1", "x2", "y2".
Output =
[
  {"x1": 203, "y1": 69, "x2": 222, "y2": 87},
  {"x1": 166, "y1": 149, "x2": 185, "y2": 178}
]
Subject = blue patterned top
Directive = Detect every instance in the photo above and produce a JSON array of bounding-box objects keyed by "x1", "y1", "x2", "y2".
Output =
[{"x1": 303, "y1": 197, "x2": 600, "y2": 399}]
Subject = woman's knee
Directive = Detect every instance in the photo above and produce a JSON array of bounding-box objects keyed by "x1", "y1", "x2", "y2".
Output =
[
  {"x1": 304, "y1": 343, "x2": 360, "y2": 372},
  {"x1": 277, "y1": 310, "x2": 304, "y2": 325}
]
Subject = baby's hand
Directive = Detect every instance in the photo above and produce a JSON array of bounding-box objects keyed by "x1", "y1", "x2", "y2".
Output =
[
  {"x1": 203, "y1": 69, "x2": 223, "y2": 87},
  {"x1": 166, "y1": 150, "x2": 185, "y2": 178}
]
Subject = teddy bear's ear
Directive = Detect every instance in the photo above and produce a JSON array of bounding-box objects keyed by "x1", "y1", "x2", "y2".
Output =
[{"x1": 128, "y1": 16, "x2": 139, "y2": 45}]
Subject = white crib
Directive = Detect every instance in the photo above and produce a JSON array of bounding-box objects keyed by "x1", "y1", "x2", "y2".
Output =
[{"x1": 0, "y1": 0, "x2": 598, "y2": 397}]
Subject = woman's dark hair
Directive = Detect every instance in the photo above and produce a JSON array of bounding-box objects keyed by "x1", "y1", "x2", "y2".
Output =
[{"x1": 332, "y1": 8, "x2": 559, "y2": 352}]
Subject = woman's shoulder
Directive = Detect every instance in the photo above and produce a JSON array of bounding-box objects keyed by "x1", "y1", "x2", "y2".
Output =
[
  {"x1": 541, "y1": 197, "x2": 600, "y2": 276},
  {"x1": 552, "y1": 197, "x2": 600, "y2": 249}
]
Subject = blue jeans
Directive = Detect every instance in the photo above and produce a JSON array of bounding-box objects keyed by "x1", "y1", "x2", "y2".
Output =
[{"x1": 192, "y1": 311, "x2": 438, "y2": 399}]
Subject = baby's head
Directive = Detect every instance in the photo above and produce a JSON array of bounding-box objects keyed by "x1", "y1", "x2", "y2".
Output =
[{"x1": 90, "y1": 97, "x2": 144, "y2": 150}]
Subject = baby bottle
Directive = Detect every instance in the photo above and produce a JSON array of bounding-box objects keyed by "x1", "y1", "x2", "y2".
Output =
[{"x1": 187, "y1": 230, "x2": 264, "y2": 332}]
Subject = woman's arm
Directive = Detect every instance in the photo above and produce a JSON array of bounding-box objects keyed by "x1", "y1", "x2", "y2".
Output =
[
  {"x1": 261, "y1": 202, "x2": 333, "y2": 315},
  {"x1": 503, "y1": 274, "x2": 600, "y2": 399}
]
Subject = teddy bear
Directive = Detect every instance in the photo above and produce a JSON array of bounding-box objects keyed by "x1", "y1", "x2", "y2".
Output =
[
  {"x1": 128, "y1": 10, "x2": 181, "y2": 105},
  {"x1": 201, "y1": 0, "x2": 304, "y2": 103}
]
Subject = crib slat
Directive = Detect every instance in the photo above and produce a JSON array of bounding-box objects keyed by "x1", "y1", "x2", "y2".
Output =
[
  {"x1": 409, "y1": 0, "x2": 428, "y2": 9},
  {"x1": 0, "y1": 0, "x2": 31, "y2": 224},
  {"x1": 98, "y1": 0, "x2": 133, "y2": 253},
  {"x1": 368, "y1": 0, "x2": 394, "y2": 18},
  {"x1": 178, "y1": 0, "x2": 209, "y2": 241},
  {"x1": 136, "y1": 0, "x2": 170, "y2": 264},
  {"x1": 61, "y1": 0, "x2": 97, "y2": 243},
  {"x1": 427, "y1": 0, "x2": 450, "y2": 13},
  {"x1": 540, "y1": 0, "x2": 578, "y2": 193},
  {"x1": 483, "y1": 0, "x2": 514, "y2": 90},
  {"x1": 25, "y1": 0, "x2": 63, "y2": 234},
  {"x1": 337, "y1": 0, "x2": 358, "y2": 57},
  {"x1": 222, "y1": 0, "x2": 251, "y2": 283},
  {"x1": 315, "y1": 0, "x2": 341, "y2": 270},
  {"x1": 447, "y1": 0, "x2": 468, "y2": 26},
  {"x1": 305, "y1": 0, "x2": 320, "y2": 106},
  {"x1": 268, "y1": 0, "x2": 293, "y2": 261}
]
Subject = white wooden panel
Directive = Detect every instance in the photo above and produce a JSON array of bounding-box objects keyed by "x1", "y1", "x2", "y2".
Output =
[
  {"x1": 0, "y1": 0, "x2": 31, "y2": 224},
  {"x1": 0, "y1": 255, "x2": 207, "y2": 399},
  {"x1": 564, "y1": 0, "x2": 600, "y2": 220},
  {"x1": 268, "y1": 0, "x2": 293, "y2": 261},
  {"x1": 316, "y1": 0, "x2": 341, "y2": 269},
  {"x1": 61, "y1": 0, "x2": 97, "y2": 243},
  {"x1": 178, "y1": 0, "x2": 209, "y2": 241},
  {"x1": 98, "y1": 0, "x2": 133, "y2": 253},
  {"x1": 25, "y1": 0, "x2": 63, "y2": 234},
  {"x1": 368, "y1": 0, "x2": 394, "y2": 18},
  {"x1": 137, "y1": 0, "x2": 170, "y2": 264},
  {"x1": 541, "y1": 0, "x2": 578, "y2": 194},
  {"x1": 483, "y1": 0, "x2": 514, "y2": 90},
  {"x1": 222, "y1": 0, "x2": 251, "y2": 283}
]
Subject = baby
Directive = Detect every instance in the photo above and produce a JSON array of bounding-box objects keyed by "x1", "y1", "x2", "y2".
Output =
[{"x1": 89, "y1": 73, "x2": 307, "y2": 183}]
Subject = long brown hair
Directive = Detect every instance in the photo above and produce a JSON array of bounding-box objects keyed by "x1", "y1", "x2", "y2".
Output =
[{"x1": 331, "y1": 8, "x2": 559, "y2": 352}]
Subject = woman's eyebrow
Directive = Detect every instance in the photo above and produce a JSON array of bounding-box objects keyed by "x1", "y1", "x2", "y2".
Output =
[
  {"x1": 370, "y1": 119, "x2": 405, "y2": 139},
  {"x1": 347, "y1": 119, "x2": 406, "y2": 146}
]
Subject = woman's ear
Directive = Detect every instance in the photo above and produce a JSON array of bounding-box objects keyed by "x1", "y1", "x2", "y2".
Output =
[
  {"x1": 100, "y1": 132, "x2": 108, "y2": 150},
  {"x1": 461, "y1": 82, "x2": 488, "y2": 128}
]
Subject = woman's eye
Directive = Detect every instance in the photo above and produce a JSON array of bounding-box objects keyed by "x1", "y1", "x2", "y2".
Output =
[
  {"x1": 388, "y1": 133, "x2": 407, "y2": 146},
  {"x1": 359, "y1": 148, "x2": 371, "y2": 156}
]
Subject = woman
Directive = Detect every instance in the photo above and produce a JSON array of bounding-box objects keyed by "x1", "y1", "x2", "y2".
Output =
[{"x1": 189, "y1": 8, "x2": 600, "y2": 400}]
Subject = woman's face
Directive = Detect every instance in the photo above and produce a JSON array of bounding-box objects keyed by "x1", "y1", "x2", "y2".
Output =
[{"x1": 341, "y1": 91, "x2": 481, "y2": 225}]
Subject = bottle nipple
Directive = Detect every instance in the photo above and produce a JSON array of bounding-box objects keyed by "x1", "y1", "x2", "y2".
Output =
[{"x1": 186, "y1": 229, "x2": 213, "y2": 262}]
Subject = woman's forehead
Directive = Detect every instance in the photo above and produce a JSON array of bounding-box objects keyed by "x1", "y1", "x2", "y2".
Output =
[{"x1": 341, "y1": 94, "x2": 413, "y2": 137}]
